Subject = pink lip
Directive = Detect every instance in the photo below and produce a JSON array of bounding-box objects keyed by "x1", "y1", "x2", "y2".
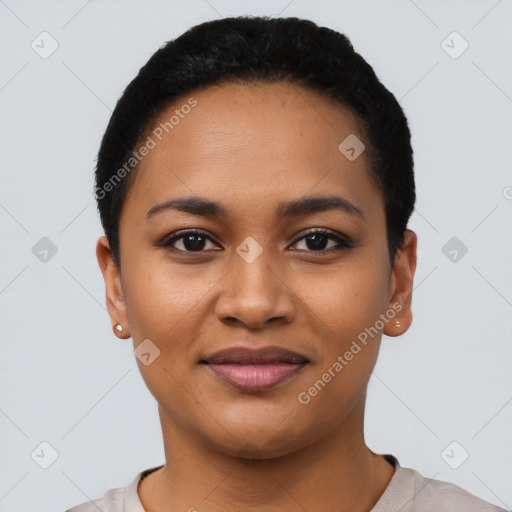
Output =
[
  {"x1": 201, "y1": 346, "x2": 309, "y2": 392},
  {"x1": 206, "y1": 362, "x2": 307, "y2": 391}
]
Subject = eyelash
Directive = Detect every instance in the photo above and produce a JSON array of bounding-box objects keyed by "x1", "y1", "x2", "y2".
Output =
[{"x1": 158, "y1": 228, "x2": 352, "y2": 255}]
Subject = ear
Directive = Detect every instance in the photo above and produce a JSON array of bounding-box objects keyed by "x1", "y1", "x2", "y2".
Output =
[
  {"x1": 383, "y1": 229, "x2": 417, "y2": 337},
  {"x1": 96, "y1": 235, "x2": 130, "y2": 339}
]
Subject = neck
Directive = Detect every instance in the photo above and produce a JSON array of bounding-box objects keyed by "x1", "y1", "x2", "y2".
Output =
[{"x1": 138, "y1": 395, "x2": 394, "y2": 512}]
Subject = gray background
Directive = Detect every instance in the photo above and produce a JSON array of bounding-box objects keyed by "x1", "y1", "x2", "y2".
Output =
[{"x1": 0, "y1": 0, "x2": 511, "y2": 511}]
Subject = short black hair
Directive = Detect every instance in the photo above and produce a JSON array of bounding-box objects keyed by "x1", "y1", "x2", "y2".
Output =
[{"x1": 94, "y1": 15, "x2": 415, "y2": 269}]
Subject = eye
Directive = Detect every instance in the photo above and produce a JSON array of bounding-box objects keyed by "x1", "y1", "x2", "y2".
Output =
[
  {"x1": 159, "y1": 230, "x2": 220, "y2": 252},
  {"x1": 289, "y1": 229, "x2": 351, "y2": 253}
]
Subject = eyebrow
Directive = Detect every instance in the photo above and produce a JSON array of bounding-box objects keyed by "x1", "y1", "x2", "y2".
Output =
[{"x1": 146, "y1": 195, "x2": 365, "y2": 221}]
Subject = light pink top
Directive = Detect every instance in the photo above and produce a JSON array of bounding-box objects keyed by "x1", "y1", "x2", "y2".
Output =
[{"x1": 66, "y1": 454, "x2": 507, "y2": 511}]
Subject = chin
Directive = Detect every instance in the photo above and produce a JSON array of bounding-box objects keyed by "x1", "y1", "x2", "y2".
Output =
[
  {"x1": 204, "y1": 413, "x2": 313, "y2": 460},
  {"x1": 216, "y1": 436, "x2": 305, "y2": 460}
]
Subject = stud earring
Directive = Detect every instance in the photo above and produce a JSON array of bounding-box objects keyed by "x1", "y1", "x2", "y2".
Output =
[
  {"x1": 115, "y1": 324, "x2": 124, "y2": 332},
  {"x1": 394, "y1": 319, "x2": 401, "y2": 327}
]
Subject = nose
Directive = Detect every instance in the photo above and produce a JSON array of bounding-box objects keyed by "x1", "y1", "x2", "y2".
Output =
[{"x1": 214, "y1": 248, "x2": 296, "y2": 330}]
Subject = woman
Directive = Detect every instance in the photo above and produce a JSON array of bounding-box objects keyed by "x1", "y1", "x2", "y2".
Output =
[{"x1": 67, "y1": 15, "x2": 505, "y2": 512}]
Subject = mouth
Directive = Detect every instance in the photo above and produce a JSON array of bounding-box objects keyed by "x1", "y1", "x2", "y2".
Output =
[{"x1": 200, "y1": 346, "x2": 310, "y2": 392}]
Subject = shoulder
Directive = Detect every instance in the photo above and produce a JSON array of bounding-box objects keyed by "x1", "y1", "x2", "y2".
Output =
[
  {"x1": 64, "y1": 464, "x2": 163, "y2": 512},
  {"x1": 373, "y1": 455, "x2": 507, "y2": 512},
  {"x1": 64, "y1": 497, "x2": 103, "y2": 512},
  {"x1": 64, "y1": 486, "x2": 126, "y2": 512},
  {"x1": 401, "y1": 466, "x2": 507, "y2": 511}
]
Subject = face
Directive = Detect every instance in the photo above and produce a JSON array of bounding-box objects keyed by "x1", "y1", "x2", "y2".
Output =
[{"x1": 97, "y1": 81, "x2": 416, "y2": 458}]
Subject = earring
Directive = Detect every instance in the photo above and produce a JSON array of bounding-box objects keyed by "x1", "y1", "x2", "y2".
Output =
[
  {"x1": 115, "y1": 324, "x2": 124, "y2": 332},
  {"x1": 394, "y1": 319, "x2": 401, "y2": 327}
]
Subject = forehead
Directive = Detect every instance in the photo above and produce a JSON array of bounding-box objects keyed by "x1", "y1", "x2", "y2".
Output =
[{"x1": 122, "y1": 81, "x2": 383, "y2": 225}]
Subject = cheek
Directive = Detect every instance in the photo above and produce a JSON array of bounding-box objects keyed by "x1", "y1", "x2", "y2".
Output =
[
  {"x1": 122, "y1": 253, "x2": 213, "y2": 342},
  {"x1": 297, "y1": 253, "x2": 389, "y2": 415},
  {"x1": 122, "y1": 254, "x2": 218, "y2": 398},
  {"x1": 298, "y1": 257, "x2": 388, "y2": 350},
  {"x1": 295, "y1": 271, "x2": 385, "y2": 427},
  {"x1": 122, "y1": 256, "x2": 210, "y2": 423}
]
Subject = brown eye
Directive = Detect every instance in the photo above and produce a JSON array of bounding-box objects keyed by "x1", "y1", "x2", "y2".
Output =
[
  {"x1": 290, "y1": 229, "x2": 351, "y2": 253},
  {"x1": 161, "y1": 230, "x2": 219, "y2": 252}
]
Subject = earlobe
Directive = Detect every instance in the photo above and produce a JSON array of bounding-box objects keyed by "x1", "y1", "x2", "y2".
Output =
[
  {"x1": 384, "y1": 308, "x2": 412, "y2": 337},
  {"x1": 96, "y1": 235, "x2": 130, "y2": 338},
  {"x1": 113, "y1": 322, "x2": 130, "y2": 340},
  {"x1": 384, "y1": 229, "x2": 417, "y2": 338}
]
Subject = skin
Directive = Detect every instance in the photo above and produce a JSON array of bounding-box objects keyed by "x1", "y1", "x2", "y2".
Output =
[{"x1": 96, "y1": 81, "x2": 417, "y2": 512}]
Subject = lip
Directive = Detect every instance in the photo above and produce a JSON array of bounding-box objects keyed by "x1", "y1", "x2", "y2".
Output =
[{"x1": 201, "y1": 346, "x2": 310, "y2": 392}]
